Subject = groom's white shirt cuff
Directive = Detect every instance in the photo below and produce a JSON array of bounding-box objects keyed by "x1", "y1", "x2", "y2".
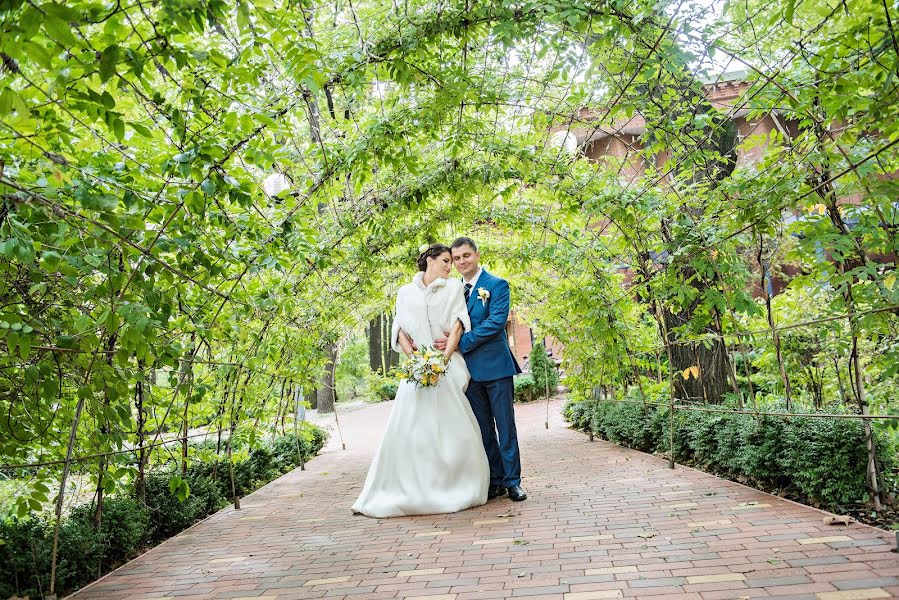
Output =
[{"x1": 463, "y1": 268, "x2": 483, "y2": 289}]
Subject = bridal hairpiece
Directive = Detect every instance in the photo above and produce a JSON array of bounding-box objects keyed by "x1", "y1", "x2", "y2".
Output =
[{"x1": 418, "y1": 243, "x2": 430, "y2": 253}]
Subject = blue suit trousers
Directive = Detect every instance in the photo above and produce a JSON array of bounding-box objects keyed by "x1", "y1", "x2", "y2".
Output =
[{"x1": 465, "y1": 376, "x2": 521, "y2": 488}]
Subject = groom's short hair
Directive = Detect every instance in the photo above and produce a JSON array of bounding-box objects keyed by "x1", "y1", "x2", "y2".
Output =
[{"x1": 451, "y1": 237, "x2": 478, "y2": 252}]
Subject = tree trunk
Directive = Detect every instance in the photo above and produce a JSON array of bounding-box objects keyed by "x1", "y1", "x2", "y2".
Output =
[
  {"x1": 661, "y1": 310, "x2": 731, "y2": 404},
  {"x1": 368, "y1": 315, "x2": 383, "y2": 373},
  {"x1": 368, "y1": 313, "x2": 398, "y2": 373},
  {"x1": 317, "y1": 341, "x2": 338, "y2": 413},
  {"x1": 384, "y1": 313, "x2": 397, "y2": 371},
  {"x1": 641, "y1": 82, "x2": 737, "y2": 406}
]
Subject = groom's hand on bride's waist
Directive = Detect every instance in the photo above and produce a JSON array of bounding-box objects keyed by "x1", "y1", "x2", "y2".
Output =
[{"x1": 433, "y1": 331, "x2": 450, "y2": 351}]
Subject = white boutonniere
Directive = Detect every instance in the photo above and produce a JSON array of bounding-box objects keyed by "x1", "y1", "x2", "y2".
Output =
[{"x1": 477, "y1": 287, "x2": 490, "y2": 306}]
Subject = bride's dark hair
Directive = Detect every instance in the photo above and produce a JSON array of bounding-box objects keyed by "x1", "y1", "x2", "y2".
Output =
[{"x1": 417, "y1": 243, "x2": 451, "y2": 271}]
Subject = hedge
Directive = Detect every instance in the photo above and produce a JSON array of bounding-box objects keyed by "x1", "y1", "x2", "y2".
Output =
[
  {"x1": 563, "y1": 399, "x2": 896, "y2": 508},
  {"x1": 0, "y1": 423, "x2": 328, "y2": 599}
]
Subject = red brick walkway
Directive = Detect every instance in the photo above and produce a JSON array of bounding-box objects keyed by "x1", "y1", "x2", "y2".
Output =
[{"x1": 70, "y1": 398, "x2": 898, "y2": 600}]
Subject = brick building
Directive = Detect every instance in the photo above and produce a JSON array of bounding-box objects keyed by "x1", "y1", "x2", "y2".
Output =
[
  {"x1": 506, "y1": 316, "x2": 562, "y2": 370},
  {"x1": 569, "y1": 71, "x2": 789, "y2": 177}
]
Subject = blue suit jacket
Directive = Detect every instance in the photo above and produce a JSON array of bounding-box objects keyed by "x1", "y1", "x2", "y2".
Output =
[{"x1": 459, "y1": 270, "x2": 522, "y2": 382}]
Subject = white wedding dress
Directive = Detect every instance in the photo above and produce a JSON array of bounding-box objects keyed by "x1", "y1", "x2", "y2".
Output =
[{"x1": 352, "y1": 273, "x2": 489, "y2": 518}]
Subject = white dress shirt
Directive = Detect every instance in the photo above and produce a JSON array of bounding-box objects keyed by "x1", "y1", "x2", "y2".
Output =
[{"x1": 463, "y1": 268, "x2": 483, "y2": 291}]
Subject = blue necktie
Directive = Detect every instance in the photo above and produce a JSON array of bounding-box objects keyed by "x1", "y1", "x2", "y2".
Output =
[{"x1": 464, "y1": 283, "x2": 472, "y2": 300}]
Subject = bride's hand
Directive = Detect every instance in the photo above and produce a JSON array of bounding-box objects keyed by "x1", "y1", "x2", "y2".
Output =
[
  {"x1": 398, "y1": 329, "x2": 417, "y2": 356},
  {"x1": 441, "y1": 352, "x2": 451, "y2": 364}
]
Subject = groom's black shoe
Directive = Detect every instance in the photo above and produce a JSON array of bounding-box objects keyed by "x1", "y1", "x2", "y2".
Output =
[
  {"x1": 507, "y1": 485, "x2": 527, "y2": 502},
  {"x1": 488, "y1": 485, "x2": 507, "y2": 500}
]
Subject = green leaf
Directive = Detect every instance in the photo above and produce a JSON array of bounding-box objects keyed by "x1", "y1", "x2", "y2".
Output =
[
  {"x1": 784, "y1": 0, "x2": 795, "y2": 24},
  {"x1": 112, "y1": 117, "x2": 125, "y2": 141},
  {"x1": 101, "y1": 91, "x2": 116, "y2": 109},
  {"x1": 57, "y1": 335, "x2": 77, "y2": 349},
  {"x1": 41, "y1": 250, "x2": 63, "y2": 269},
  {"x1": 168, "y1": 475, "x2": 190, "y2": 501},
  {"x1": 6, "y1": 332, "x2": 19, "y2": 357},
  {"x1": 106, "y1": 310, "x2": 119, "y2": 331},
  {"x1": 41, "y1": 2, "x2": 80, "y2": 20},
  {"x1": 0, "y1": 88, "x2": 14, "y2": 116},
  {"x1": 99, "y1": 44, "x2": 120, "y2": 82},
  {"x1": 19, "y1": 5, "x2": 42, "y2": 37},
  {"x1": 19, "y1": 333, "x2": 31, "y2": 359},
  {"x1": 29, "y1": 41, "x2": 54, "y2": 70},
  {"x1": 3, "y1": 89, "x2": 28, "y2": 120},
  {"x1": 83, "y1": 254, "x2": 103, "y2": 267},
  {"x1": 130, "y1": 122, "x2": 153, "y2": 138},
  {"x1": 115, "y1": 403, "x2": 131, "y2": 425},
  {"x1": 80, "y1": 193, "x2": 119, "y2": 212},
  {"x1": 0, "y1": 238, "x2": 15, "y2": 257},
  {"x1": 237, "y1": 0, "x2": 251, "y2": 32},
  {"x1": 184, "y1": 191, "x2": 205, "y2": 216},
  {"x1": 200, "y1": 178, "x2": 217, "y2": 195},
  {"x1": 43, "y1": 16, "x2": 79, "y2": 47}
]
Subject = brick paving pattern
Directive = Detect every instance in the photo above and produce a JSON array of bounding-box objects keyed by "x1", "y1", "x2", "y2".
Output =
[{"x1": 70, "y1": 399, "x2": 898, "y2": 600}]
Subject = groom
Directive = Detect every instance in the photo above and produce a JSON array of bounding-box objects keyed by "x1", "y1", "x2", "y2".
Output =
[{"x1": 435, "y1": 237, "x2": 526, "y2": 502}]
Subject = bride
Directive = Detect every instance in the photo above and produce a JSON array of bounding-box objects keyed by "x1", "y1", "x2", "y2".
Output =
[{"x1": 352, "y1": 244, "x2": 490, "y2": 518}]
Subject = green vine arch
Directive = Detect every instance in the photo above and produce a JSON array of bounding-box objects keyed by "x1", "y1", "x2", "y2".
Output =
[{"x1": 1, "y1": 0, "x2": 897, "y2": 547}]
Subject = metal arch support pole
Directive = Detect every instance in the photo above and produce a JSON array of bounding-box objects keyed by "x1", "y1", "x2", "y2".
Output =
[{"x1": 295, "y1": 385, "x2": 306, "y2": 471}]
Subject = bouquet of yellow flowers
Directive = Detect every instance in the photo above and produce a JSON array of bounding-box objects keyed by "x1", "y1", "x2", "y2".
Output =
[{"x1": 395, "y1": 347, "x2": 448, "y2": 388}]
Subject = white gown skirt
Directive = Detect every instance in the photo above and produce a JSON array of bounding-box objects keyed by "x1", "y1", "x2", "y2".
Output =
[{"x1": 352, "y1": 354, "x2": 489, "y2": 518}]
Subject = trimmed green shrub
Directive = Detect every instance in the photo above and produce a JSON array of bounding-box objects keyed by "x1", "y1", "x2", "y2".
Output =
[
  {"x1": 563, "y1": 398, "x2": 897, "y2": 508},
  {"x1": 562, "y1": 397, "x2": 594, "y2": 428},
  {"x1": 779, "y1": 415, "x2": 882, "y2": 504},
  {"x1": 0, "y1": 516, "x2": 53, "y2": 599},
  {"x1": 270, "y1": 424, "x2": 329, "y2": 470},
  {"x1": 0, "y1": 424, "x2": 329, "y2": 599},
  {"x1": 4, "y1": 497, "x2": 154, "y2": 597},
  {"x1": 69, "y1": 497, "x2": 150, "y2": 571},
  {"x1": 366, "y1": 373, "x2": 399, "y2": 402},
  {"x1": 594, "y1": 402, "x2": 658, "y2": 452},
  {"x1": 55, "y1": 511, "x2": 104, "y2": 592},
  {"x1": 514, "y1": 374, "x2": 538, "y2": 402},
  {"x1": 144, "y1": 470, "x2": 222, "y2": 543}
]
